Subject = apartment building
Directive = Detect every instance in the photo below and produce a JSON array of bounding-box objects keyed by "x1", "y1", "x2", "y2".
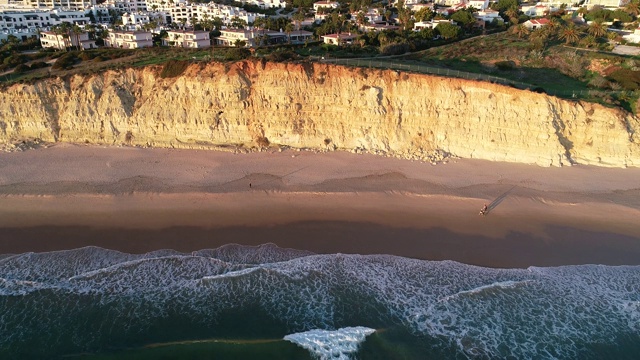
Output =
[
  {"x1": 26, "y1": 0, "x2": 94, "y2": 11},
  {"x1": 40, "y1": 30, "x2": 95, "y2": 50},
  {"x1": 163, "y1": 29, "x2": 210, "y2": 48},
  {"x1": 104, "y1": 30, "x2": 153, "y2": 48}
]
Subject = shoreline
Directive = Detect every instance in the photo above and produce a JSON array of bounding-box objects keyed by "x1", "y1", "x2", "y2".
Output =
[{"x1": 1, "y1": 145, "x2": 639, "y2": 268}]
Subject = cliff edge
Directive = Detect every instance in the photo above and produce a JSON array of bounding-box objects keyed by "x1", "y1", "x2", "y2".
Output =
[{"x1": 1, "y1": 60, "x2": 638, "y2": 167}]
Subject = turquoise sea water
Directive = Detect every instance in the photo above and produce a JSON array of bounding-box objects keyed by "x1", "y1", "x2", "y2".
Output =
[{"x1": 1, "y1": 244, "x2": 639, "y2": 359}]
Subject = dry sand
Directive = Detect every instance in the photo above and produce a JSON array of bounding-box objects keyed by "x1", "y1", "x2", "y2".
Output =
[{"x1": 1, "y1": 143, "x2": 639, "y2": 268}]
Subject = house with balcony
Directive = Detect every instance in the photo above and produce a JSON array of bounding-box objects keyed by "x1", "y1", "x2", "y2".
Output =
[
  {"x1": 40, "y1": 30, "x2": 95, "y2": 50},
  {"x1": 0, "y1": 28, "x2": 40, "y2": 43},
  {"x1": 214, "y1": 28, "x2": 255, "y2": 46},
  {"x1": 163, "y1": 29, "x2": 210, "y2": 48},
  {"x1": 104, "y1": 30, "x2": 153, "y2": 48}
]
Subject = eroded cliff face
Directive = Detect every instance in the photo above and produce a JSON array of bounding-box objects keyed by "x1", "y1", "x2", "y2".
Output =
[{"x1": 1, "y1": 60, "x2": 638, "y2": 167}]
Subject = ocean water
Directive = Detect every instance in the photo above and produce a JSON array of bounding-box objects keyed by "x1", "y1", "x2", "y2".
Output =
[{"x1": 1, "y1": 243, "x2": 639, "y2": 359}]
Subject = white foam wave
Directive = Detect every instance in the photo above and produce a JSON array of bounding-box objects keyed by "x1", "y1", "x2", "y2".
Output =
[
  {"x1": 0, "y1": 277, "x2": 56, "y2": 296},
  {"x1": 1, "y1": 246, "x2": 640, "y2": 359},
  {"x1": 438, "y1": 280, "x2": 535, "y2": 302},
  {"x1": 283, "y1": 326, "x2": 375, "y2": 360},
  {"x1": 199, "y1": 266, "x2": 261, "y2": 281}
]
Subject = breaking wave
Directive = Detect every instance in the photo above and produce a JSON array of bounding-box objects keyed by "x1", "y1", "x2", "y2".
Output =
[
  {"x1": 284, "y1": 326, "x2": 375, "y2": 360},
  {"x1": 0, "y1": 243, "x2": 638, "y2": 359}
]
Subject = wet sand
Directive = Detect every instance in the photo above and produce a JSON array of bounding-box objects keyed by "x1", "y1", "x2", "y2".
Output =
[{"x1": 1, "y1": 144, "x2": 639, "y2": 268}]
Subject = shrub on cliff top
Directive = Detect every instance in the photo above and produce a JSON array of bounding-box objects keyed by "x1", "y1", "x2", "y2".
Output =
[
  {"x1": 52, "y1": 52, "x2": 79, "y2": 70},
  {"x1": 223, "y1": 48, "x2": 251, "y2": 62},
  {"x1": 381, "y1": 43, "x2": 409, "y2": 56},
  {"x1": 159, "y1": 60, "x2": 190, "y2": 78},
  {"x1": 606, "y1": 68, "x2": 640, "y2": 91},
  {"x1": 265, "y1": 49, "x2": 298, "y2": 62}
]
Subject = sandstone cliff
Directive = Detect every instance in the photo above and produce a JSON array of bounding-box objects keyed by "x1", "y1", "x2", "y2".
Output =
[{"x1": 1, "y1": 60, "x2": 638, "y2": 167}]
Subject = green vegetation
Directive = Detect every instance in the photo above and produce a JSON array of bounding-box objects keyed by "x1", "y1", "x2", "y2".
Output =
[
  {"x1": 405, "y1": 32, "x2": 640, "y2": 112},
  {"x1": 159, "y1": 59, "x2": 191, "y2": 78}
]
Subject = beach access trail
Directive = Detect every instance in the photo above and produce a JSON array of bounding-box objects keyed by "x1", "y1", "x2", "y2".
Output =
[{"x1": 1, "y1": 144, "x2": 639, "y2": 268}]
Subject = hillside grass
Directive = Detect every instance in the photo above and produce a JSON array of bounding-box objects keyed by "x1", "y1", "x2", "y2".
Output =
[{"x1": 401, "y1": 32, "x2": 640, "y2": 112}]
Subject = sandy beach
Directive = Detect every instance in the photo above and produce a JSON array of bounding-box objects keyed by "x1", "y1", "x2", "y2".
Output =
[{"x1": 1, "y1": 144, "x2": 639, "y2": 268}]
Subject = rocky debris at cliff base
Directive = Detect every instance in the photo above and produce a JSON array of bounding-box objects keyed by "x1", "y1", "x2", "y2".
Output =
[
  {"x1": 351, "y1": 147, "x2": 456, "y2": 164},
  {"x1": 2, "y1": 139, "x2": 48, "y2": 152}
]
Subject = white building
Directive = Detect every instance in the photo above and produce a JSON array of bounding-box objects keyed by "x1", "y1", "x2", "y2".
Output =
[
  {"x1": 287, "y1": 29, "x2": 313, "y2": 44},
  {"x1": 584, "y1": 0, "x2": 629, "y2": 8},
  {"x1": 214, "y1": 28, "x2": 255, "y2": 46},
  {"x1": 87, "y1": 5, "x2": 115, "y2": 25},
  {"x1": 523, "y1": 18, "x2": 550, "y2": 29},
  {"x1": 26, "y1": 0, "x2": 94, "y2": 11},
  {"x1": 313, "y1": 1, "x2": 338, "y2": 12},
  {"x1": 521, "y1": 4, "x2": 554, "y2": 17},
  {"x1": 104, "y1": 30, "x2": 153, "y2": 48},
  {"x1": 163, "y1": 29, "x2": 210, "y2": 47},
  {"x1": 49, "y1": 9, "x2": 91, "y2": 26},
  {"x1": 40, "y1": 30, "x2": 95, "y2": 50},
  {"x1": 362, "y1": 23, "x2": 399, "y2": 32},
  {"x1": 109, "y1": 0, "x2": 148, "y2": 13},
  {"x1": 321, "y1": 32, "x2": 356, "y2": 45},
  {"x1": 413, "y1": 19, "x2": 456, "y2": 30},
  {"x1": 0, "y1": 27, "x2": 39, "y2": 42},
  {"x1": 242, "y1": 0, "x2": 287, "y2": 9},
  {"x1": 467, "y1": 0, "x2": 489, "y2": 9},
  {"x1": 0, "y1": 9, "x2": 53, "y2": 30},
  {"x1": 622, "y1": 27, "x2": 640, "y2": 43},
  {"x1": 474, "y1": 9, "x2": 501, "y2": 23},
  {"x1": 122, "y1": 12, "x2": 152, "y2": 29}
]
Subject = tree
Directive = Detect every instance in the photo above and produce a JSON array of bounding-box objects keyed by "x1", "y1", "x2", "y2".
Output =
[
  {"x1": 356, "y1": 11, "x2": 368, "y2": 27},
  {"x1": 285, "y1": 23, "x2": 294, "y2": 43},
  {"x1": 201, "y1": 14, "x2": 213, "y2": 31},
  {"x1": 84, "y1": 24, "x2": 97, "y2": 40},
  {"x1": 292, "y1": 8, "x2": 305, "y2": 30},
  {"x1": 414, "y1": 7, "x2": 434, "y2": 22},
  {"x1": 587, "y1": 21, "x2": 607, "y2": 38},
  {"x1": 451, "y1": 9, "x2": 476, "y2": 30},
  {"x1": 212, "y1": 17, "x2": 223, "y2": 30},
  {"x1": 625, "y1": 0, "x2": 640, "y2": 16},
  {"x1": 504, "y1": 6, "x2": 519, "y2": 25},
  {"x1": 511, "y1": 24, "x2": 529, "y2": 38},
  {"x1": 230, "y1": 16, "x2": 247, "y2": 29},
  {"x1": 52, "y1": 22, "x2": 71, "y2": 51},
  {"x1": 189, "y1": 16, "x2": 198, "y2": 29},
  {"x1": 559, "y1": 24, "x2": 581, "y2": 45},
  {"x1": 492, "y1": 0, "x2": 518, "y2": 12},
  {"x1": 580, "y1": 34, "x2": 597, "y2": 48},
  {"x1": 233, "y1": 39, "x2": 246, "y2": 47},
  {"x1": 397, "y1": 5, "x2": 414, "y2": 31},
  {"x1": 529, "y1": 27, "x2": 549, "y2": 50},
  {"x1": 71, "y1": 24, "x2": 83, "y2": 51},
  {"x1": 436, "y1": 22, "x2": 461, "y2": 39}
]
